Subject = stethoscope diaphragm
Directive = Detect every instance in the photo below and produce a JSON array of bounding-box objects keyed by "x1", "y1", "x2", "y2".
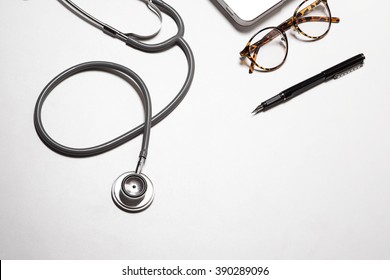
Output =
[{"x1": 112, "y1": 172, "x2": 155, "y2": 212}]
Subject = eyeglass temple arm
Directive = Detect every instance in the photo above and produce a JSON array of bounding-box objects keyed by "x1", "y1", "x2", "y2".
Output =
[
  {"x1": 278, "y1": 15, "x2": 339, "y2": 32},
  {"x1": 292, "y1": 0, "x2": 340, "y2": 27},
  {"x1": 277, "y1": 0, "x2": 328, "y2": 34},
  {"x1": 297, "y1": 0, "x2": 335, "y2": 19}
]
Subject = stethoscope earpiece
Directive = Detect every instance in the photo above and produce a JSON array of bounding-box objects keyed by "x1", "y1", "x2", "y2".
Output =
[{"x1": 112, "y1": 172, "x2": 155, "y2": 213}]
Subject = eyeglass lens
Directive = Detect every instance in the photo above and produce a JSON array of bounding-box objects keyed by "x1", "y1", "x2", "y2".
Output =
[
  {"x1": 249, "y1": 28, "x2": 287, "y2": 71},
  {"x1": 295, "y1": 0, "x2": 331, "y2": 40}
]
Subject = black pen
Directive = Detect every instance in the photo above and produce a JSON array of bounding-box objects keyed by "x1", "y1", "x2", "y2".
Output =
[{"x1": 252, "y1": 53, "x2": 366, "y2": 114}]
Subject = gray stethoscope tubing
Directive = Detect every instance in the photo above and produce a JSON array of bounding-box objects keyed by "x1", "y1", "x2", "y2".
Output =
[
  {"x1": 34, "y1": 0, "x2": 195, "y2": 211},
  {"x1": 34, "y1": 62, "x2": 152, "y2": 172},
  {"x1": 61, "y1": 0, "x2": 163, "y2": 41}
]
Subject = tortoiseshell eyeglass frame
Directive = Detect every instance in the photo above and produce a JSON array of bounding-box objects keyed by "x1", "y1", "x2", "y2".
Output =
[{"x1": 240, "y1": 0, "x2": 340, "y2": 73}]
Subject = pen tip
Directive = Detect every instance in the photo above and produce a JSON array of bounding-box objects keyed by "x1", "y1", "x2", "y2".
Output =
[{"x1": 252, "y1": 105, "x2": 264, "y2": 115}]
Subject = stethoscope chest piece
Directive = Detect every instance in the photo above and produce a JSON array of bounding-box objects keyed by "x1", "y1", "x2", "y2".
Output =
[{"x1": 112, "y1": 172, "x2": 154, "y2": 212}]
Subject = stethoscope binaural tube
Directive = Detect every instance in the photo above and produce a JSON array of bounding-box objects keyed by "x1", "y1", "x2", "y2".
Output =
[{"x1": 34, "y1": 0, "x2": 195, "y2": 212}]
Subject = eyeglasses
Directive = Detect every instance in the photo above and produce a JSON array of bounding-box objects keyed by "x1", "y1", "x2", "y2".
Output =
[{"x1": 240, "y1": 0, "x2": 340, "y2": 73}]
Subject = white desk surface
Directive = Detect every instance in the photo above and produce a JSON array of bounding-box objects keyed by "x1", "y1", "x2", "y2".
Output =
[{"x1": 1, "y1": 0, "x2": 389, "y2": 259}]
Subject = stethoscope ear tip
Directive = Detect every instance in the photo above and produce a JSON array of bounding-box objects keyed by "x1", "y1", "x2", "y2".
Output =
[{"x1": 112, "y1": 172, "x2": 154, "y2": 213}]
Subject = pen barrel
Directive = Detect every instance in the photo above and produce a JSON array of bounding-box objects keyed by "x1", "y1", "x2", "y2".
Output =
[
  {"x1": 260, "y1": 73, "x2": 325, "y2": 111},
  {"x1": 284, "y1": 73, "x2": 326, "y2": 99}
]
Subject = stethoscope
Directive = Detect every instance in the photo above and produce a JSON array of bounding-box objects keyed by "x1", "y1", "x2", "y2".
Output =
[{"x1": 34, "y1": 0, "x2": 195, "y2": 213}]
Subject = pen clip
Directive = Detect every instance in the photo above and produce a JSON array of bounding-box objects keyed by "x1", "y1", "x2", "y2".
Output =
[
  {"x1": 333, "y1": 62, "x2": 364, "y2": 79},
  {"x1": 323, "y1": 53, "x2": 366, "y2": 81}
]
